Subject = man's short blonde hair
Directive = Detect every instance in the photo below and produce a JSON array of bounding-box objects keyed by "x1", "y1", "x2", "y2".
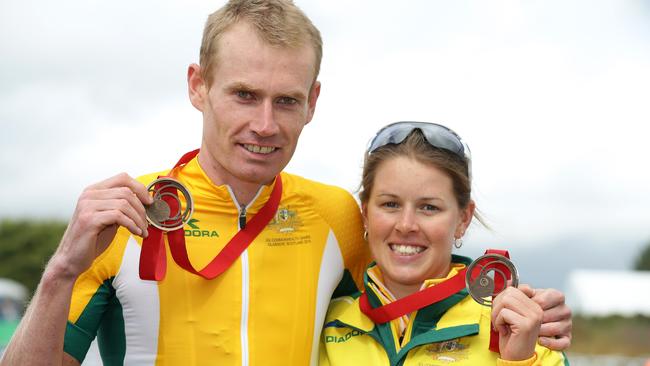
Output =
[{"x1": 200, "y1": 0, "x2": 323, "y2": 86}]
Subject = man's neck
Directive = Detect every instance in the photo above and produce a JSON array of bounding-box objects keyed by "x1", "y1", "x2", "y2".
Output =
[{"x1": 197, "y1": 150, "x2": 268, "y2": 206}]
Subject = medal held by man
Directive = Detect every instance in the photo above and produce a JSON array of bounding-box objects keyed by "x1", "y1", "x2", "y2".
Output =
[{"x1": 145, "y1": 177, "x2": 194, "y2": 231}]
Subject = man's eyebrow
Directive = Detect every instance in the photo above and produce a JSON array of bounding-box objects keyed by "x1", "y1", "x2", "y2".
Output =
[{"x1": 225, "y1": 81, "x2": 257, "y2": 93}]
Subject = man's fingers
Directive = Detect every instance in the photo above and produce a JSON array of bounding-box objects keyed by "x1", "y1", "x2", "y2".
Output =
[
  {"x1": 95, "y1": 209, "x2": 143, "y2": 238},
  {"x1": 531, "y1": 288, "x2": 565, "y2": 310},
  {"x1": 538, "y1": 335, "x2": 572, "y2": 351},
  {"x1": 79, "y1": 189, "x2": 149, "y2": 236},
  {"x1": 540, "y1": 303, "x2": 572, "y2": 323},
  {"x1": 539, "y1": 319, "x2": 572, "y2": 339},
  {"x1": 85, "y1": 173, "x2": 153, "y2": 206}
]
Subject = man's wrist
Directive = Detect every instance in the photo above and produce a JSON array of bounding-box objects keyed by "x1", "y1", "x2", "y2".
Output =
[{"x1": 42, "y1": 255, "x2": 82, "y2": 286}]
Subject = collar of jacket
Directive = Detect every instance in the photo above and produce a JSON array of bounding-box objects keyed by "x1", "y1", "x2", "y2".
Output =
[{"x1": 326, "y1": 255, "x2": 483, "y2": 363}]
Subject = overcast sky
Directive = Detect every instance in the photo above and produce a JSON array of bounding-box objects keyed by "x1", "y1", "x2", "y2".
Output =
[{"x1": 2, "y1": 0, "x2": 650, "y2": 272}]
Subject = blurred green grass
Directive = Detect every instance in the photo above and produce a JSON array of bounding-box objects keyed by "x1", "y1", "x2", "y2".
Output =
[{"x1": 571, "y1": 315, "x2": 650, "y2": 356}]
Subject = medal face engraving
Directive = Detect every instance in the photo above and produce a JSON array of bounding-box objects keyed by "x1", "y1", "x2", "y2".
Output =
[
  {"x1": 145, "y1": 178, "x2": 194, "y2": 231},
  {"x1": 146, "y1": 199, "x2": 171, "y2": 223},
  {"x1": 465, "y1": 254, "x2": 519, "y2": 306}
]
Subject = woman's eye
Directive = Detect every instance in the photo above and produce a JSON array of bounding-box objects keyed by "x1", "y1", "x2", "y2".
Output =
[
  {"x1": 422, "y1": 204, "x2": 438, "y2": 212},
  {"x1": 382, "y1": 201, "x2": 398, "y2": 208}
]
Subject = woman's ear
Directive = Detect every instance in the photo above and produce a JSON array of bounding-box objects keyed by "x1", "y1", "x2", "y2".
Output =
[
  {"x1": 361, "y1": 202, "x2": 369, "y2": 231},
  {"x1": 456, "y1": 200, "x2": 476, "y2": 238}
]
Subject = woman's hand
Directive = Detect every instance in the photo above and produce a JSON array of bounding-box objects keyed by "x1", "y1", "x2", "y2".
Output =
[{"x1": 491, "y1": 286, "x2": 543, "y2": 361}]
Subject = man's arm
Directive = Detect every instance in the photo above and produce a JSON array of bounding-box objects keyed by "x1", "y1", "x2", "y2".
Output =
[
  {"x1": 2, "y1": 259, "x2": 79, "y2": 366},
  {"x1": 0, "y1": 173, "x2": 152, "y2": 366}
]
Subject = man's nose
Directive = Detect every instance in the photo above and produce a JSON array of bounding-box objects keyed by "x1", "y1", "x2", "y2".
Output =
[{"x1": 250, "y1": 99, "x2": 280, "y2": 137}]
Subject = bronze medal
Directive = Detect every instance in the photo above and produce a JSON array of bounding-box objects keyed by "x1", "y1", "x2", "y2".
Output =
[{"x1": 145, "y1": 178, "x2": 193, "y2": 231}]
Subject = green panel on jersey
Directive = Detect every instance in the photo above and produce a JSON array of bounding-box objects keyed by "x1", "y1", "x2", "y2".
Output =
[
  {"x1": 97, "y1": 290, "x2": 126, "y2": 365},
  {"x1": 64, "y1": 278, "x2": 125, "y2": 364},
  {"x1": 332, "y1": 269, "x2": 361, "y2": 299}
]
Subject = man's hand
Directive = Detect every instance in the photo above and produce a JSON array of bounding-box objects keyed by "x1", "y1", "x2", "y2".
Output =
[
  {"x1": 52, "y1": 173, "x2": 153, "y2": 279},
  {"x1": 519, "y1": 285, "x2": 572, "y2": 351}
]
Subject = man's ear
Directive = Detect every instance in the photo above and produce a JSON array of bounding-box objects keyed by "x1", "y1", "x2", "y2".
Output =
[
  {"x1": 188, "y1": 63, "x2": 207, "y2": 112},
  {"x1": 305, "y1": 81, "x2": 321, "y2": 124}
]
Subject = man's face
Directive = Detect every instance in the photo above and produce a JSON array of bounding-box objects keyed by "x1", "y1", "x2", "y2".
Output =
[{"x1": 189, "y1": 21, "x2": 320, "y2": 188}]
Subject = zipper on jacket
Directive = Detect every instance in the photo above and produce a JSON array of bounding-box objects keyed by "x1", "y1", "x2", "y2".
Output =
[
  {"x1": 227, "y1": 185, "x2": 263, "y2": 366},
  {"x1": 239, "y1": 207, "x2": 247, "y2": 229}
]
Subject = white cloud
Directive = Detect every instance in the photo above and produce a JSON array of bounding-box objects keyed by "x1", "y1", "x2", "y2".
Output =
[{"x1": 1, "y1": 0, "x2": 649, "y2": 255}]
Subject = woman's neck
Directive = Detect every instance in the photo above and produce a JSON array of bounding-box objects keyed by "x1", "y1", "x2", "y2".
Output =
[
  {"x1": 383, "y1": 263, "x2": 453, "y2": 300},
  {"x1": 384, "y1": 280, "x2": 422, "y2": 300}
]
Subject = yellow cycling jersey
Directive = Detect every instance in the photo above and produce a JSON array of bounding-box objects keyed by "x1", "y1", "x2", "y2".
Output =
[
  {"x1": 63, "y1": 156, "x2": 370, "y2": 366},
  {"x1": 319, "y1": 257, "x2": 569, "y2": 366}
]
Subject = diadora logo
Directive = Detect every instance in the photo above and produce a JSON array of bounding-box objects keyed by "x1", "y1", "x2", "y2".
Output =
[
  {"x1": 184, "y1": 219, "x2": 219, "y2": 238},
  {"x1": 324, "y1": 330, "x2": 363, "y2": 343}
]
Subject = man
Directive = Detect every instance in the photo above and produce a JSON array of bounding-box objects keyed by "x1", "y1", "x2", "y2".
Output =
[{"x1": 1, "y1": 1, "x2": 571, "y2": 365}]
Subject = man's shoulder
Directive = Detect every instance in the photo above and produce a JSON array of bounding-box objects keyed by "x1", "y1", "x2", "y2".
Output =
[
  {"x1": 134, "y1": 169, "x2": 169, "y2": 186},
  {"x1": 281, "y1": 171, "x2": 356, "y2": 204}
]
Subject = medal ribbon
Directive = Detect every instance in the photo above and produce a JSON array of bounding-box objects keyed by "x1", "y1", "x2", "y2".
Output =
[
  {"x1": 358, "y1": 248, "x2": 512, "y2": 354},
  {"x1": 471, "y1": 248, "x2": 512, "y2": 353},
  {"x1": 139, "y1": 149, "x2": 283, "y2": 281},
  {"x1": 359, "y1": 267, "x2": 468, "y2": 324}
]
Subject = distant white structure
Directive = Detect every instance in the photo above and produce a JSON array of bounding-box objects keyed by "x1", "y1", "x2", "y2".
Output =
[
  {"x1": 0, "y1": 279, "x2": 27, "y2": 303},
  {"x1": 565, "y1": 270, "x2": 650, "y2": 316}
]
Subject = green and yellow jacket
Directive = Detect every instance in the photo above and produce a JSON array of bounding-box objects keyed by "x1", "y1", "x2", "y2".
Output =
[{"x1": 319, "y1": 255, "x2": 569, "y2": 366}]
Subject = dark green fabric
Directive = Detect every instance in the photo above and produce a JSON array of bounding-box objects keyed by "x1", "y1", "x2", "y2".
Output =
[
  {"x1": 64, "y1": 321, "x2": 95, "y2": 363},
  {"x1": 63, "y1": 278, "x2": 124, "y2": 364},
  {"x1": 97, "y1": 289, "x2": 126, "y2": 366},
  {"x1": 332, "y1": 269, "x2": 361, "y2": 299}
]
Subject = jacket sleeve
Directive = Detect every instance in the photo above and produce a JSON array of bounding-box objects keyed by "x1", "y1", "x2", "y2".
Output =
[
  {"x1": 63, "y1": 227, "x2": 129, "y2": 363},
  {"x1": 312, "y1": 185, "x2": 371, "y2": 297}
]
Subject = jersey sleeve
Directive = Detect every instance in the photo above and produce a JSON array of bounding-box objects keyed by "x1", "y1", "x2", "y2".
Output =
[
  {"x1": 311, "y1": 184, "x2": 371, "y2": 296},
  {"x1": 63, "y1": 226, "x2": 130, "y2": 363}
]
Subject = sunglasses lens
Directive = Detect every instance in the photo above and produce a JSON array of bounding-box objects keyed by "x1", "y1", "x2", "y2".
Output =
[
  {"x1": 368, "y1": 125, "x2": 412, "y2": 153},
  {"x1": 367, "y1": 121, "x2": 472, "y2": 179}
]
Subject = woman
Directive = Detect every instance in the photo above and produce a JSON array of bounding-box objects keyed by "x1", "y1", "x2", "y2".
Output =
[{"x1": 319, "y1": 122, "x2": 567, "y2": 365}]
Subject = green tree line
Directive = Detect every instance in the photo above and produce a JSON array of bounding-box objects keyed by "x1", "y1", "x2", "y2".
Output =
[
  {"x1": 635, "y1": 240, "x2": 650, "y2": 271},
  {"x1": 0, "y1": 220, "x2": 67, "y2": 296}
]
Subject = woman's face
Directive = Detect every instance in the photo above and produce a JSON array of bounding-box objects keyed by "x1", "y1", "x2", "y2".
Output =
[{"x1": 362, "y1": 156, "x2": 474, "y2": 298}]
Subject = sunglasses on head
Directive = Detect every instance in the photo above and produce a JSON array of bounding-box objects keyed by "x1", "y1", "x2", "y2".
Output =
[{"x1": 367, "y1": 121, "x2": 472, "y2": 179}]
